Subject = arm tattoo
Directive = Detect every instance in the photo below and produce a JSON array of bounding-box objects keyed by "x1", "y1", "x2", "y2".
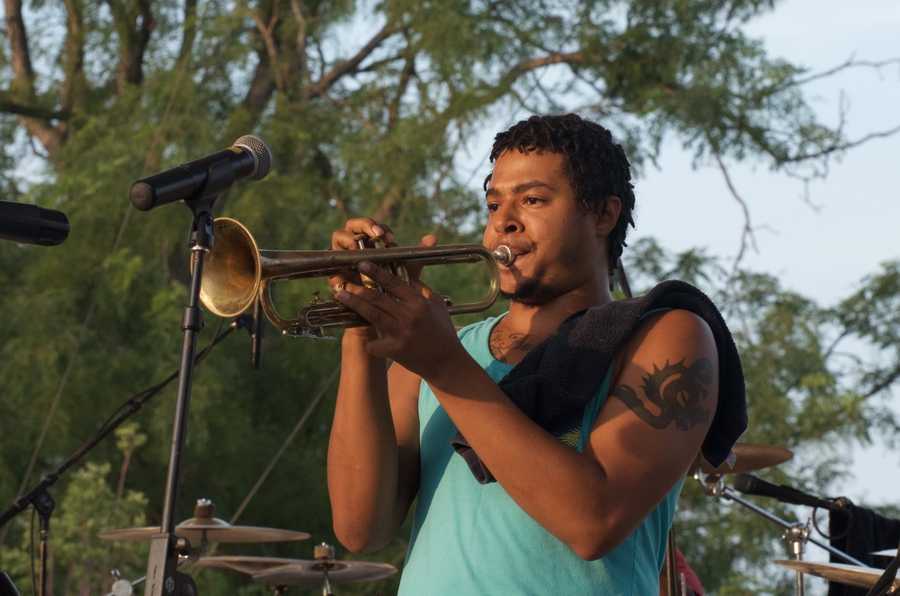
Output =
[{"x1": 611, "y1": 358, "x2": 714, "y2": 431}]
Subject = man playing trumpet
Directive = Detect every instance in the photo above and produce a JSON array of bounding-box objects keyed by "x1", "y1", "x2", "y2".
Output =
[{"x1": 326, "y1": 114, "x2": 733, "y2": 595}]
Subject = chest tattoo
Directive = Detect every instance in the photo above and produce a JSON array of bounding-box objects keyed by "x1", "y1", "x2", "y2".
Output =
[
  {"x1": 489, "y1": 326, "x2": 535, "y2": 360},
  {"x1": 611, "y1": 358, "x2": 714, "y2": 431}
]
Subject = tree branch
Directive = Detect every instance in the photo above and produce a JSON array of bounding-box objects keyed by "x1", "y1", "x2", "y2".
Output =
[
  {"x1": 289, "y1": 0, "x2": 309, "y2": 87},
  {"x1": 304, "y1": 22, "x2": 401, "y2": 100},
  {"x1": 779, "y1": 123, "x2": 900, "y2": 164},
  {"x1": 4, "y1": 0, "x2": 35, "y2": 88},
  {"x1": 2, "y1": 0, "x2": 64, "y2": 156},
  {"x1": 0, "y1": 95, "x2": 70, "y2": 120},
  {"x1": 251, "y1": 5, "x2": 286, "y2": 93},
  {"x1": 387, "y1": 52, "x2": 415, "y2": 130},
  {"x1": 59, "y1": 0, "x2": 86, "y2": 139},
  {"x1": 861, "y1": 363, "x2": 900, "y2": 400},
  {"x1": 107, "y1": 0, "x2": 155, "y2": 93},
  {"x1": 714, "y1": 153, "x2": 757, "y2": 273},
  {"x1": 176, "y1": 0, "x2": 198, "y2": 67}
]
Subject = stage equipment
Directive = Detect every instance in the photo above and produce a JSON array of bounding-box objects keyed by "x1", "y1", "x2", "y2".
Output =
[
  {"x1": 100, "y1": 498, "x2": 310, "y2": 547},
  {"x1": 130, "y1": 136, "x2": 272, "y2": 211},
  {"x1": 774, "y1": 560, "x2": 900, "y2": 592},
  {"x1": 252, "y1": 543, "x2": 397, "y2": 595},
  {"x1": 0, "y1": 200, "x2": 69, "y2": 246},
  {"x1": 698, "y1": 471, "x2": 865, "y2": 596},
  {"x1": 733, "y1": 472, "x2": 843, "y2": 511},
  {"x1": 198, "y1": 217, "x2": 515, "y2": 337},
  {"x1": 131, "y1": 136, "x2": 270, "y2": 596}
]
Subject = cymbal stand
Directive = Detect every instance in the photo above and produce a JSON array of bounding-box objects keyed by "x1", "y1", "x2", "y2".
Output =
[
  {"x1": 315, "y1": 543, "x2": 336, "y2": 596},
  {"x1": 698, "y1": 473, "x2": 865, "y2": 596}
]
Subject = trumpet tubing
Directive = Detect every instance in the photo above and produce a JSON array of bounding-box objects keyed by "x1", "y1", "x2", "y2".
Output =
[{"x1": 199, "y1": 218, "x2": 513, "y2": 337}]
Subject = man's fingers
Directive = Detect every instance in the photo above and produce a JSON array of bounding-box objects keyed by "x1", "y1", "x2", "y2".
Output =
[
  {"x1": 335, "y1": 283, "x2": 398, "y2": 328},
  {"x1": 341, "y1": 217, "x2": 396, "y2": 246},
  {"x1": 408, "y1": 233, "x2": 438, "y2": 281},
  {"x1": 358, "y1": 261, "x2": 420, "y2": 301}
]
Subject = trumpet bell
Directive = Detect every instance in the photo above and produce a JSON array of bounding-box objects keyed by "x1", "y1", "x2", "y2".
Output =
[{"x1": 199, "y1": 218, "x2": 261, "y2": 318}]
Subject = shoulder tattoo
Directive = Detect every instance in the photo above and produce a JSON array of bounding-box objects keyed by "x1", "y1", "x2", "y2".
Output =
[{"x1": 611, "y1": 358, "x2": 714, "y2": 431}]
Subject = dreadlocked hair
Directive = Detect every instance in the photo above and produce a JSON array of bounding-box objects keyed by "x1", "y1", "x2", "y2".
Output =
[{"x1": 486, "y1": 114, "x2": 636, "y2": 271}]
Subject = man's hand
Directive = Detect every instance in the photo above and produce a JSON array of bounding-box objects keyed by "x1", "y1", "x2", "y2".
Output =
[
  {"x1": 334, "y1": 259, "x2": 467, "y2": 381},
  {"x1": 329, "y1": 217, "x2": 397, "y2": 341}
]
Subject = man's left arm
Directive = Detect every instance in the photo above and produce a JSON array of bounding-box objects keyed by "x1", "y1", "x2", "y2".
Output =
[
  {"x1": 424, "y1": 309, "x2": 718, "y2": 560},
  {"x1": 335, "y1": 265, "x2": 718, "y2": 559}
]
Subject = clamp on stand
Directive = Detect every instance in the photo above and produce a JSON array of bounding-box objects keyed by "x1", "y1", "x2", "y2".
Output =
[{"x1": 697, "y1": 473, "x2": 865, "y2": 596}]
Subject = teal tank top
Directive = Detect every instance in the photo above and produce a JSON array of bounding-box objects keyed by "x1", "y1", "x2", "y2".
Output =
[{"x1": 397, "y1": 314, "x2": 683, "y2": 596}]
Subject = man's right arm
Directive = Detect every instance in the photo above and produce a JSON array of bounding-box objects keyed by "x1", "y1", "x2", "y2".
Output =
[{"x1": 326, "y1": 329, "x2": 421, "y2": 553}]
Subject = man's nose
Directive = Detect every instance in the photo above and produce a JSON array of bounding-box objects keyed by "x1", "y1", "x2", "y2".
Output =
[{"x1": 493, "y1": 202, "x2": 523, "y2": 234}]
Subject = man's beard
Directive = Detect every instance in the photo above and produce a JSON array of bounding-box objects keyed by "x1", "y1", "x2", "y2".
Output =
[{"x1": 500, "y1": 276, "x2": 565, "y2": 305}]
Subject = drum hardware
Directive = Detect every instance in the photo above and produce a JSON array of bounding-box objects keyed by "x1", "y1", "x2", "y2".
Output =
[
  {"x1": 100, "y1": 498, "x2": 310, "y2": 546},
  {"x1": 774, "y1": 560, "x2": 900, "y2": 593},
  {"x1": 248, "y1": 542, "x2": 398, "y2": 595},
  {"x1": 198, "y1": 217, "x2": 515, "y2": 337},
  {"x1": 696, "y1": 472, "x2": 866, "y2": 596}
]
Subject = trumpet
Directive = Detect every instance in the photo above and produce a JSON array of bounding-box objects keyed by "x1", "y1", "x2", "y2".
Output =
[{"x1": 199, "y1": 218, "x2": 515, "y2": 337}]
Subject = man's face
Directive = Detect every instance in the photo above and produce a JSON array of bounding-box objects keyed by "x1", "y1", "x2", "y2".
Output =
[{"x1": 482, "y1": 149, "x2": 606, "y2": 305}]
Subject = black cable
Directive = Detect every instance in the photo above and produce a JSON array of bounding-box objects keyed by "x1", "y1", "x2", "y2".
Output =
[{"x1": 28, "y1": 509, "x2": 35, "y2": 596}]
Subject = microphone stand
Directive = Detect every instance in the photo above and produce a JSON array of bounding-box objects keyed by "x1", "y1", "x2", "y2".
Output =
[
  {"x1": 698, "y1": 473, "x2": 865, "y2": 596},
  {"x1": 142, "y1": 194, "x2": 223, "y2": 596}
]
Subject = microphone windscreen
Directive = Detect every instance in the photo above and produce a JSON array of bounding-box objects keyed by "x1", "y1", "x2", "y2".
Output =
[{"x1": 233, "y1": 135, "x2": 273, "y2": 180}]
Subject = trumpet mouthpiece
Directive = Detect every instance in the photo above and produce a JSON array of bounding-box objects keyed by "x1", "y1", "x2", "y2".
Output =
[{"x1": 492, "y1": 245, "x2": 514, "y2": 266}]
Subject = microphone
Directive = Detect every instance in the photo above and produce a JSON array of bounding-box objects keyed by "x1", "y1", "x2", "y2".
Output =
[
  {"x1": 733, "y1": 473, "x2": 841, "y2": 511},
  {"x1": 129, "y1": 135, "x2": 272, "y2": 211},
  {"x1": 0, "y1": 201, "x2": 70, "y2": 246}
]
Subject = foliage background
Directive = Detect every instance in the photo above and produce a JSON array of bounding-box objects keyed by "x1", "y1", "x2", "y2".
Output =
[{"x1": 0, "y1": 1, "x2": 897, "y2": 594}]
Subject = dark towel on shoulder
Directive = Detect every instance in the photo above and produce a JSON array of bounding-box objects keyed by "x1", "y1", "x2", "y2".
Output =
[
  {"x1": 450, "y1": 279, "x2": 748, "y2": 484},
  {"x1": 828, "y1": 504, "x2": 900, "y2": 596}
]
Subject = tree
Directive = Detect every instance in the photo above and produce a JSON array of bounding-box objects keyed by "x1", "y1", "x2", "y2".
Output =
[{"x1": 1, "y1": 1, "x2": 897, "y2": 594}]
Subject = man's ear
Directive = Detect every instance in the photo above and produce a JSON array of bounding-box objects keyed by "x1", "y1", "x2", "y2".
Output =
[{"x1": 594, "y1": 195, "x2": 622, "y2": 237}]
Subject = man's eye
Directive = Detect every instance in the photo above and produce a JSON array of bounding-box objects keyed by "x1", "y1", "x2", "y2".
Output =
[
  {"x1": 525, "y1": 196, "x2": 544, "y2": 205},
  {"x1": 486, "y1": 203, "x2": 499, "y2": 212}
]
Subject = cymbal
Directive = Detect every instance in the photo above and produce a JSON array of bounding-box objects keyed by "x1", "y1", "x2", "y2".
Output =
[
  {"x1": 774, "y1": 560, "x2": 900, "y2": 591},
  {"x1": 192, "y1": 556, "x2": 301, "y2": 575},
  {"x1": 99, "y1": 498, "x2": 310, "y2": 544},
  {"x1": 694, "y1": 443, "x2": 793, "y2": 476},
  {"x1": 98, "y1": 521, "x2": 310, "y2": 544},
  {"x1": 874, "y1": 549, "x2": 899, "y2": 557},
  {"x1": 253, "y1": 560, "x2": 398, "y2": 586}
]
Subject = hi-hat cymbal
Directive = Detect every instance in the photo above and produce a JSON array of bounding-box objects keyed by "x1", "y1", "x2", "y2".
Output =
[
  {"x1": 99, "y1": 498, "x2": 310, "y2": 544},
  {"x1": 253, "y1": 560, "x2": 398, "y2": 586},
  {"x1": 694, "y1": 443, "x2": 793, "y2": 476},
  {"x1": 192, "y1": 556, "x2": 301, "y2": 575},
  {"x1": 774, "y1": 560, "x2": 900, "y2": 591}
]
